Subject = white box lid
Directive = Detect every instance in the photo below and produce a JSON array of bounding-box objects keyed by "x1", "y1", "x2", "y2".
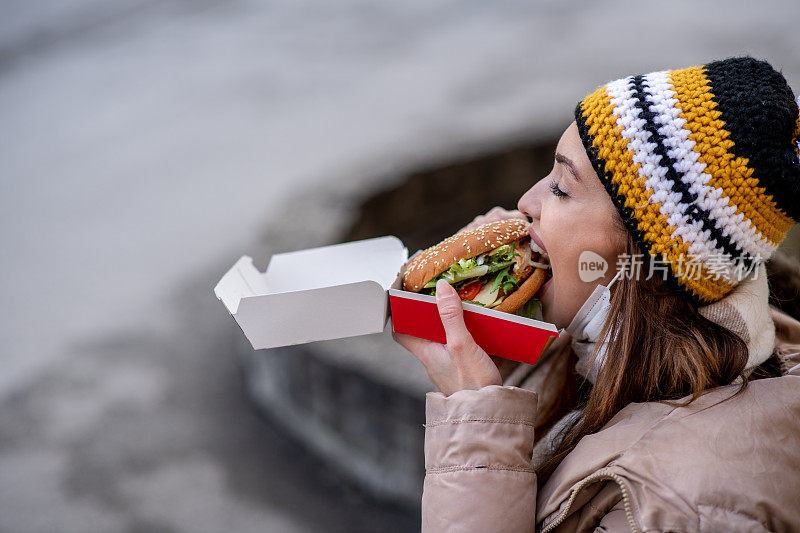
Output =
[{"x1": 214, "y1": 236, "x2": 408, "y2": 349}]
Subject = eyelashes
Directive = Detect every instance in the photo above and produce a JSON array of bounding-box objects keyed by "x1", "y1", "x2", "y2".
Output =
[{"x1": 549, "y1": 179, "x2": 568, "y2": 198}]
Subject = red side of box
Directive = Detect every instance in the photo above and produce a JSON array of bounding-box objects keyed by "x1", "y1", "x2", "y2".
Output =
[{"x1": 389, "y1": 292, "x2": 556, "y2": 366}]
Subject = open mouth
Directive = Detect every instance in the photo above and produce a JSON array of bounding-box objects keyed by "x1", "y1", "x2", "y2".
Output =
[
  {"x1": 528, "y1": 237, "x2": 553, "y2": 295},
  {"x1": 528, "y1": 226, "x2": 552, "y2": 293},
  {"x1": 528, "y1": 237, "x2": 550, "y2": 270}
]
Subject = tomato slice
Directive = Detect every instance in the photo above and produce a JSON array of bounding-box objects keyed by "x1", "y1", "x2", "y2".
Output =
[{"x1": 457, "y1": 280, "x2": 484, "y2": 301}]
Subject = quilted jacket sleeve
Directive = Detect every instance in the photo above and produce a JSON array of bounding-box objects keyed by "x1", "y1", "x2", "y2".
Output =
[{"x1": 421, "y1": 385, "x2": 539, "y2": 532}]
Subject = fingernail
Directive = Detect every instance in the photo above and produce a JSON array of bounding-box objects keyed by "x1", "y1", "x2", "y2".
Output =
[{"x1": 436, "y1": 279, "x2": 451, "y2": 298}]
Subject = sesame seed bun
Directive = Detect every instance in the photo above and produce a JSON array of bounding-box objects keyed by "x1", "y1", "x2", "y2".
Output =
[{"x1": 401, "y1": 218, "x2": 530, "y2": 293}]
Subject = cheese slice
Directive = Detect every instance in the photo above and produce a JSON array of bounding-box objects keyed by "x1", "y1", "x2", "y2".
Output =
[{"x1": 473, "y1": 275, "x2": 501, "y2": 306}]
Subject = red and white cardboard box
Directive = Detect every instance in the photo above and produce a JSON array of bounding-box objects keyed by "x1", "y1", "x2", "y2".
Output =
[{"x1": 214, "y1": 236, "x2": 558, "y2": 366}]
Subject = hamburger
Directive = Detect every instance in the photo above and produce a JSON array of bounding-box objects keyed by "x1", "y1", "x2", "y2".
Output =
[{"x1": 402, "y1": 219, "x2": 551, "y2": 319}]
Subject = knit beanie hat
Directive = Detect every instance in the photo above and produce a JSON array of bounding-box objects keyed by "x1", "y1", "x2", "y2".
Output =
[{"x1": 575, "y1": 56, "x2": 800, "y2": 304}]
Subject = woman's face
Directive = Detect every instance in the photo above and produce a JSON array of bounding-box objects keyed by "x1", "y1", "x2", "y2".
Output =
[{"x1": 517, "y1": 121, "x2": 627, "y2": 328}]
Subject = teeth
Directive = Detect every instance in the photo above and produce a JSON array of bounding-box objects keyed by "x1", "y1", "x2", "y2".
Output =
[{"x1": 529, "y1": 240, "x2": 546, "y2": 255}]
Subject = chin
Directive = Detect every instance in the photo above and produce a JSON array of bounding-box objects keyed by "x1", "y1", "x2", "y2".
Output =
[
  {"x1": 545, "y1": 312, "x2": 566, "y2": 330},
  {"x1": 541, "y1": 291, "x2": 570, "y2": 329}
]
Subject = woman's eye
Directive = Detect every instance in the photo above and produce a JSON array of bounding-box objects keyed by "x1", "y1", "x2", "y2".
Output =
[{"x1": 549, "y1": 179, "x2": 568, "y2": 198}]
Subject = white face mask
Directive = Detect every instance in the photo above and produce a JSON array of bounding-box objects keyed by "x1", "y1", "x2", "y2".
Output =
[{"x1": 564, "y1": 268, "x2": 623, "y2": 384}]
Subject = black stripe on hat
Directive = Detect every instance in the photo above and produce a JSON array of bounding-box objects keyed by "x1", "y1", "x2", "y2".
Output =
[
  {"x1": 629, "y1": 75, "x2": 754, "y2": 271},
  {"x1": 704, "y1": 56, "x2": 800, "y2": 221}
]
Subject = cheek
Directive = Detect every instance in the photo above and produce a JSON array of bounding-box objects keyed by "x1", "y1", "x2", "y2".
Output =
[
  {"x1": 540, "y1": 205, "x2": 584, "y2": 283},
  {"x1": 539, "y1": 200, "x2": 623, "y2": 327},
  {"x1": 539, "y1": 205, "x2": 588, "y2": 325}
]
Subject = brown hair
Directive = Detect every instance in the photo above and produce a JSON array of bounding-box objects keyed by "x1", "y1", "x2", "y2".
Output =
[{"x1": 535, "y1": 233, "x2": 752, "y2": 483}]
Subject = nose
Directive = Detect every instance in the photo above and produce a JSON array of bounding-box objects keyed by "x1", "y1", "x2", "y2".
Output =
[{"x1": 517, "y1": 178, "x2": 546, "y2": 220}]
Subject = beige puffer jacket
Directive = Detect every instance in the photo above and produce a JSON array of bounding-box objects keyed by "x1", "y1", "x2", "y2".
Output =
[{"x1": 421, "y1": 270, "x2": 800, "y2": 532}]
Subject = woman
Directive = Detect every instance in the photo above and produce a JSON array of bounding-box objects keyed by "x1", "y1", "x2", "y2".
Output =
[{"x1": 393, "y1": 56, "x2": 800, "y2": 532}]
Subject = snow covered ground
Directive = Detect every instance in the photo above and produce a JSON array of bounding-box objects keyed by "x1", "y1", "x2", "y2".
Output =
[{"x1": 1, "y1": 0, "x2": 798, "y2": 530}]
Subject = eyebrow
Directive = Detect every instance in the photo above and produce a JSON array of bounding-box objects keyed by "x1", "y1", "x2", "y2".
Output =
[{"x1": 555, "y1": 153, "x2": 581, "y2": 182}]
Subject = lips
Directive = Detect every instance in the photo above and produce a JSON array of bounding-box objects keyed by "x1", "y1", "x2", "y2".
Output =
[{"x1": 528, "y1": 227, "x2": 547, "y2": 254}]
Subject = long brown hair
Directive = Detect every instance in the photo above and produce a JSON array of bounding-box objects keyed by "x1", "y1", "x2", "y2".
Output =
[{"x1": 536, "y1": 233, "x2": 751, "y2": 483}]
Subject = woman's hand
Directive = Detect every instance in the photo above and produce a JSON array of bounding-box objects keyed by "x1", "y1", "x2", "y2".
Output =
[
  {"x1": 392, "y1": 279, "x2": 502, "y2": 396},
  {"x1": 457, "y1": 206, "x2": 528, "y2": 234}
]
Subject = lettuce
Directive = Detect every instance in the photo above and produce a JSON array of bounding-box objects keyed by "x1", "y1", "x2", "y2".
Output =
[
  {"x1": 486, "y1": 260, "x2": 514, "y2": 274},
  {"x1": 514, "y1": 298, "x2": 542, "y2": 319},
  {"x1": 423, "y1": 263, "x2": 490, "y2": 289},
  {"x1": 490, "y1": 265, "x2": 520, "y2": 294},
  {"x1": 422, "y1": 241, "x2": 521, "y2": 290},
  {"x1": 488, "y1": 242, "x2": 519, "y2": 263}
]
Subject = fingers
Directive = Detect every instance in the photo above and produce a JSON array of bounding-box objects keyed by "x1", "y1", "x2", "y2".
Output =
[
  {"x1": 435, "y1": 279, "x2": 475, "y2": 352},
  {"x1": 459, "y1": 207, "x2": 530, "y2": 234},
  {"x1": 393, "y1": 279, "x2": 477, "y2": 359},
  {"x1": 394, "y1": 284, "x2": 502, "y2": 395},
  {"x1": 391, "y1": 330, "x2": 438, "y2": 369},
  {"x1": 488, "y1": 354, "x2": 506, "y2": 372},
  {"x1": 506, "y1": 209, "x2": 529, "y2": 221},
  {"x1": 487, "y1": 207, "x2": 527, "y2": 222},
  {"x1": 392, "y1": 330, "x2": 426, "y2": 354}
]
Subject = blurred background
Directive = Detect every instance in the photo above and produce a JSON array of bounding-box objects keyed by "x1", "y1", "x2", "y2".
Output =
[{"x1": 2, "y1": 1, "x2": 800, "y2": 531}]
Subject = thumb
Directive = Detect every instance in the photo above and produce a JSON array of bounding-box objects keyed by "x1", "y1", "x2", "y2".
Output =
[{"x1": 435, "y1": 279, "x2": 473, "y2": 347}]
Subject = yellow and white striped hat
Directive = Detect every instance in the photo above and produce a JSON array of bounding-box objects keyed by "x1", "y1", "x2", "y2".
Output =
[{"x1": 576, "y1": 56, "x2": 800, "y2": 303}]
